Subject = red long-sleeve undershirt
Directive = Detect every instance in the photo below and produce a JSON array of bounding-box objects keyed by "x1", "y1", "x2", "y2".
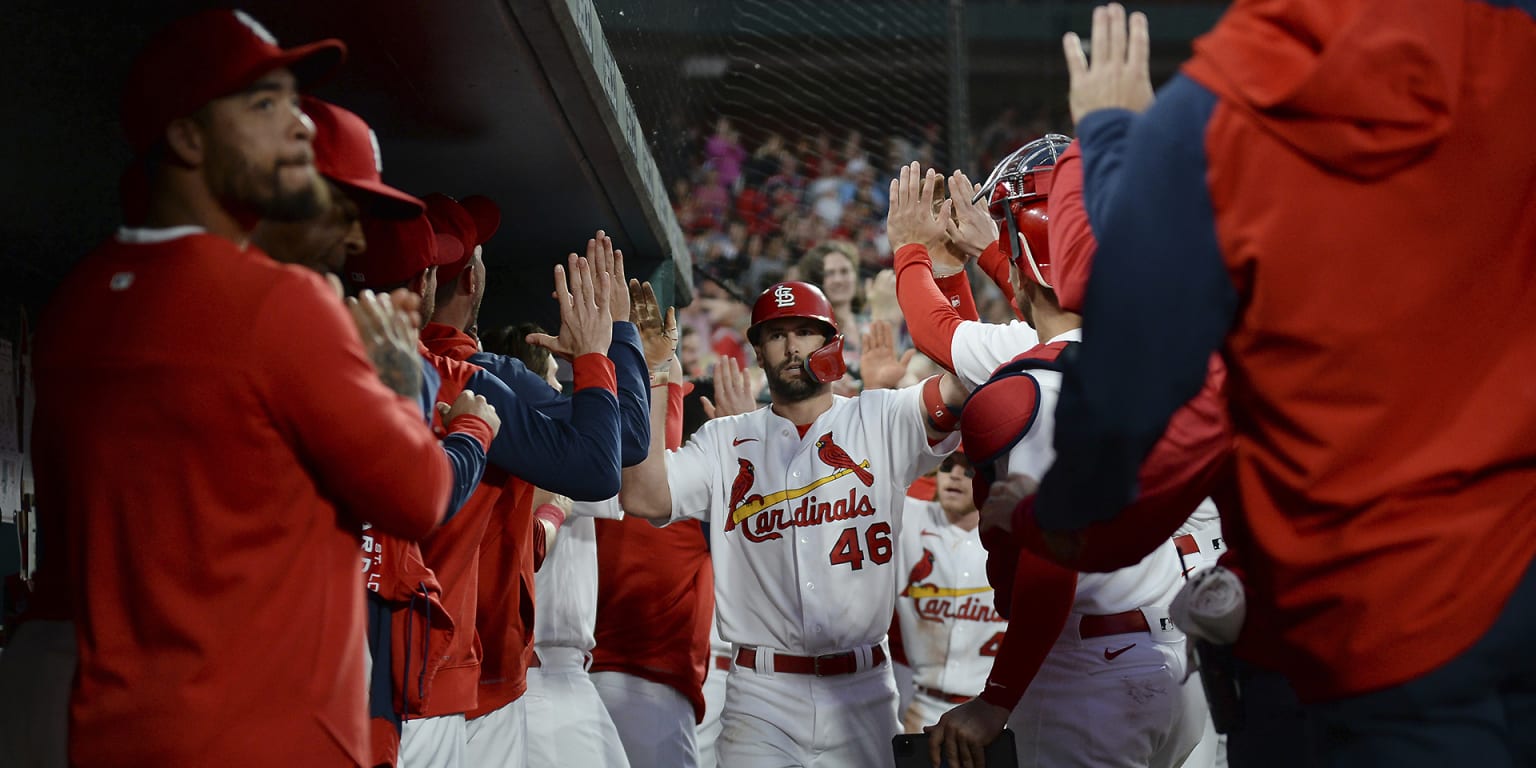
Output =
[{"x1": 893, "y1": 243, "x2": 982, "y2": 372}]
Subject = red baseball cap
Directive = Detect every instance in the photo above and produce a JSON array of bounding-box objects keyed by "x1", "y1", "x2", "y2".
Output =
[
  {"x1": 303, "y1": 97, "x2": 423, "y2": 220},
  {"x1": 423, "y1": 194, "x2": 478, "y2": 283},
  {"x1": 460, "y1": 195, "x2": 502, "y2": 247},
  {"x1": 120, "y1": 10, "x2": 345, "y2": 155},
  {"x1": 347, "y1": 213, "x2": 463, "y2": 290}
]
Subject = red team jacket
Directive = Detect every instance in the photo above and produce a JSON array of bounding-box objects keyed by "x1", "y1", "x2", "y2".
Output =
[
  {"x1": 590, "y1": 381, "x2": 715, "y2": 722},
  {"x1": 33, "y1": 233, "x2": 452, "y2": 767},
  {"x1": 1049, "y1": 0, "x2": 1536, "y2": 700}
]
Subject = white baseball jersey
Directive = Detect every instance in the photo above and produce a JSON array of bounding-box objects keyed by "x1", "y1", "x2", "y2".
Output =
[
  {"x1": 894, "y1": 500, "x2": 1007, "y2": 698},
  {"x1": 532, "y1": 497, "x2": 622, "y2": 651},
  {"x1": 664, "y1": 386, "x2": 958, "y2": 654},
  {"x1": 966, "y1": 328, "x2": 1184, "y2": 614},
  {"x1": 949, "y1": 319, "x2": 1040, "y2": 390}
]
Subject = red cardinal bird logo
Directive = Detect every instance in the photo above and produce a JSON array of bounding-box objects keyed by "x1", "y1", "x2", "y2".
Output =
[
  {"x1": 724, "y1": 458, "x2": 760, "y2": 532},
  {"x1": 815, "y1": 432, "x2": 874, "y2": 487},
  {"x1": 900, "y1": 549, "x2": 937, "y2": 597}
]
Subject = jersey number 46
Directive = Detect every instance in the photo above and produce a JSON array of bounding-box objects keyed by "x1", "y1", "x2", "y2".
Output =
[{"x1": 828, "y1": 523, "x2": 893, "y2": 570}]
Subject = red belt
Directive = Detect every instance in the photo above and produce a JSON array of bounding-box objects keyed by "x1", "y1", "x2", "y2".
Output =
[
  {"x1": 1079, "y1": 609, "x2": 1150, "y2": 639},
  {"x1": 1174, "y1": 534, "x2": 1199, "y2": 558},
  {"x1": 714, "y1": 654, "x2": 732, "y2": 671},
  {"x1": 916, "y1": 684, "x2": 972, "y2": 705},
  {"x1": 734, "y1": 645, "x2": 886, "y2": 676}
]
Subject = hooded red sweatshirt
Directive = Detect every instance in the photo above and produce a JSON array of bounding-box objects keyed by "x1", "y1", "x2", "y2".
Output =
[{"x1": 1038, "y1": 0, "x2": 1536, "y2": 701}]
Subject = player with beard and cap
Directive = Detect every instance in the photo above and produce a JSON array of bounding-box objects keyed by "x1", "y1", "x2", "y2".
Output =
[
  {"x1": 618, "y1": 277, "x2": 968, "y2": 767},
  {"x1": 25, "y1": 10, "x2": 455, "y2": 767},
  {"x1": 353, "y1": 199, "x2": 631, "y2": 767},
  {"x1": 254, "y1": 96, "x2": 424, "y2": 276},
  {"x1": 416, "y1": 198, "x2": 651, "y2": 768}
]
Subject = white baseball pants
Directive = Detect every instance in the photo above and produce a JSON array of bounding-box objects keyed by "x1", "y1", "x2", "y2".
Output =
[
  {"x1": 592, "y1": 670, "x2": 698, "y2": 768},
  {"x1": 523, "y1": 646, "x2": 630, "y2": 767},
  {"x1": 464, "y1": 695, "x2": 527, "y2": 768}
]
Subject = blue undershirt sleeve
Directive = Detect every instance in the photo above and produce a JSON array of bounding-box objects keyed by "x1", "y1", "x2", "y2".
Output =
[{"x1": 1034, "y1": 75, "x2": 1239, "y2": 531}]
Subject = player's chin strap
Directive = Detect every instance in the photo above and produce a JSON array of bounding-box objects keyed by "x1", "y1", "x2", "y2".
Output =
[{"x1": 803, "y1": 335, "x2": 847, "y2": 384}]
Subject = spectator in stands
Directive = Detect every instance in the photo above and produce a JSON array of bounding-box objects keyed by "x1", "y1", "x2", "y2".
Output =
[{"x1": 704, "y1": 118, "x2": 747, "y2": 191}]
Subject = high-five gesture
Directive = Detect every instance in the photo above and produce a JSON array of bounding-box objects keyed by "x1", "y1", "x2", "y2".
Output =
[
  {"x1": 525, "y1": 255, "x2": 613, "y2": 359},
  {"x1": 886, "y1": 162, "x2": 953, "y2": 253},
  {"x1": 944, "y1": 171, "x2": 1000, "y2": 261},
  {"x1": 588, "y1": 229, "x2": 631, "y2": 324},
  {"x1": 629, "y1": 279, "x2": 677, "y2": 371},
  {"x1": 1063, "y1": 3, "x2": 1154, "y2": 126}
]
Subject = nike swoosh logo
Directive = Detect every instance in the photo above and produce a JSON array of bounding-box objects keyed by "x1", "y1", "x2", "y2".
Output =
[
  {"x1": 1104, "y1": 644, "x2": 1136, "y2": 661},
  {"x1": 732, "y1": 438, "x2": 758, "y2": 446}
]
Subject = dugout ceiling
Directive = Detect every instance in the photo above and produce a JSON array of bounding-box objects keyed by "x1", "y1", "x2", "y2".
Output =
[{"x1": 1, "y1": 0, "x2": 691, "y2": 335}]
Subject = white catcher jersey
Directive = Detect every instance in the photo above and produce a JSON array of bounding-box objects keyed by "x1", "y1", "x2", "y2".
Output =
[
  {"x1": 949, "y1": 319, "x2": 1040, "y2": 390},
  {"x1": 532, "y1": 497, "x2": 623, "y2": 651},
  {"x1": 972, "y1": 328, "x2": 1184, "y2": 615},
  {"x1": 665, "y1": 386, "x2": 958, "y2": 655},
  {"x1": 895, "y1": 501, "x2": 1007, "y2": 697}
]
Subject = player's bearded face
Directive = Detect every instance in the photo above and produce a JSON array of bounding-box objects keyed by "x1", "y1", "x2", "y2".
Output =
[
  {"x1": 198, "y1": 71, "x2": 327, "y2": 222},
  {"x1": 757, "y1": 324, "x2": 830, "y2": 403}
]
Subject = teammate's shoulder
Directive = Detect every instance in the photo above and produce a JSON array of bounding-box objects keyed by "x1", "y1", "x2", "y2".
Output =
[{"x1": 960, "y1": 366, "x2": 1044, "y2": 467}]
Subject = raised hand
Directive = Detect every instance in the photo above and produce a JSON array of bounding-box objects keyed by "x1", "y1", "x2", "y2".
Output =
[
  {"x1": 886, "y1": 162, "x2": 953, "y2": 253},
  {"x1": 1063, "y1": 3, "x2": 1154, "y2": 126},
  {"x1": 864, "y1": 268, "x2": 902, "y2": 325},
  {"x1": 944, "y1": 171, "x2": 1000, "y2": 261},
  {"x1": 525, "y1": 255, "x2": 614, "y2": 359},
  {"x1": 859, "y1": 320, "x2": 916, "y2": 390},
  {"x1": 701, "y1": 355, "x2": 757, "y2": 419},
  {"x1": 588, "y1": 230, "x2": 631, "y2": 324},
  {"x1": 347, "y1": 288, "x2": 423, "y2": 399},
  {"x1": 629, "y1": 279, "x2": 677, "y2": 370}
]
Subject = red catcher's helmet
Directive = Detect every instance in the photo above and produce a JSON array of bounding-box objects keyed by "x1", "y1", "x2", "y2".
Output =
[
  {"x1": 747, "y1": 281, "x2": 846, "y2": 384},
  {"x1": 974, "y1": 133, "x2": 1072, "y2": 289}
]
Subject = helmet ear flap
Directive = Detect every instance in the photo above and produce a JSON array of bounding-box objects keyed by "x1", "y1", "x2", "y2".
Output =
[{"x1": 804, "y1": 334, "x2": 847, "y2": 383}]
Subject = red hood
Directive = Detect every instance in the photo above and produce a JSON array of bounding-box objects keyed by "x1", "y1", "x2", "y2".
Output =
[{"x1": 1183, "y1": 0, "x2": 1464, "y2": 179}]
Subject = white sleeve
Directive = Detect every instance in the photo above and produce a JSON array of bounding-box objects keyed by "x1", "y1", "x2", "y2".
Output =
[
  {"x1": 570, "y1": 496, "x2": 622, "y2": 520},
  {"x1": 876, "y1": 385, "x2": 961, "y2": 485},
  {"x1": 663, "y1": 420, "x2": 723, "y2": 524},
  {"x1": 949, "y1": 320, "x2": 1041, "y2": 390}
]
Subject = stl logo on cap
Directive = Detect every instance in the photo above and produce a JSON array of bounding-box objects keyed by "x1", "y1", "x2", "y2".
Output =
[
  {"x1": 233, "y1": 10, "x2": 279, "y2": 45},
  {"x1": 773, "y1": 284, "x2": 796, "y2": 308}
]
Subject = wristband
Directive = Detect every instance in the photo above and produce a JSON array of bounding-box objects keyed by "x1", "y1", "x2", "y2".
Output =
[
  {"x1": 533, "y1": 503, "x2": 568, "y2": 530},
  {"x1": 922, "y1": 375, "x2": 961, "y2": 432}
]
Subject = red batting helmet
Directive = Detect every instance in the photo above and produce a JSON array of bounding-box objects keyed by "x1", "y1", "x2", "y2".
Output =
[
  {"x1": 747, "y1": 281, "x2": 846, "y2": 384},
  {"x1": 974, "y1": 134, "x2": 1072, "y2": 289}
]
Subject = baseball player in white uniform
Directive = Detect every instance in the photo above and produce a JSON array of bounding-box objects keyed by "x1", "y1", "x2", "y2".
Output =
[
  {"x1": 883, "y1": 152, "x2": 1210, "y2": 768},
  {"x1": 523, "y1": 496, "x2": 632, "y2": 767},
  {"x1": 620, "y1": 280, "x2": 966, "y2": 767},
  {"x1": 894, "y1": 449, "x2": 1009, "y2": 733}
]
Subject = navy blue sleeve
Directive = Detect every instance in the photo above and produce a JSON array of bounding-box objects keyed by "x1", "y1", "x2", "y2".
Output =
[
  {"x1": 419, "y1": 355, "x2": 442, "y2": 421},
  {"x1": 466, "y1": 367, "x2": 622, "y2": 501},
  {"x1": 472, "y1": 352, "x2": 566, "y2": 412},
  {"x1": 471, "y1": 321, "x2": 650, "y2": 467},
  {"x1": 438, "y1": 432, "x2": 489, "y2": 523},
  {"x1": 606, "y1": 321, "x2": 652, "y2": 467},
  {"x1": 1034, "y1": 75, "x2": 1239, "y2": 531}
]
